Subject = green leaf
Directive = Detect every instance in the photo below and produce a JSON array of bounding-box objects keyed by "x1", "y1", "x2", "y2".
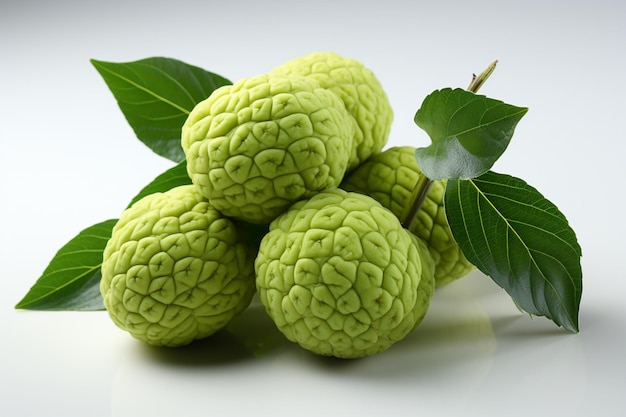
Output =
[
  {"x1": 15, "y1": 219, "x2": 117, "y2": 310},
  {"x1": 14, "y1": 162, "x2": 196, "y2": 311},
  {"x1": 444, "y1": 171, "x2": 582, "y2": 332},
  {"x1": 126, "y1": 159, "x2": 191, "y2": 208},
  {"x1": 91, "y1": 57, "x2": 231, "y2": 162},
  {"x1": 414, "y1": 88, "x2": 528, "y2": 180}
]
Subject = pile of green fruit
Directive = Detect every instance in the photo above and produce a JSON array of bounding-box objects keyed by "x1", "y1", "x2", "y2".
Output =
[
  {"x1": 17, "y1": 51, "x2": 582, "y2": 359},
  {"x1": 99, "y1": 52, "x2": 474, "y2": 359}
]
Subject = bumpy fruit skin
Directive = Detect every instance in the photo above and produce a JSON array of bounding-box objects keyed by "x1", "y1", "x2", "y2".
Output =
[
  {"x1": 181, "y1": 73, "x2": 354, "y2": 224},
  {"x1": 342, "y1": 146, "x2": 474, "y2": 287},
  {"x1": 271, "y1": 51, "x2": 393, "y2": 171},
  {"x1": 409, "y1": 234, "x2": 436, "y2": 329},
  {"x1": 255, "y1": 188, "x2": 430, "y2": 359},
  {"x1": 100, "y1": 185, "x2": 256, "y2": 347}
]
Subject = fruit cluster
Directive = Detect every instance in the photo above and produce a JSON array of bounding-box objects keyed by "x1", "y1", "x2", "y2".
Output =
[{"x1": 100, "y1": 52, "x2": 474, "y2": 359}]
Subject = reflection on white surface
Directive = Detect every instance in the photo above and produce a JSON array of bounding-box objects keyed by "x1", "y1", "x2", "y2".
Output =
[
  {"x1": 108, "y1": 270, "x2": 600, "y2": 416},
  {"x1": 109, "y1": 273, "x2": 500, "y2": 417},
  {"x1": 2, "y1": 268, "x2": 622, "y2": 417},
  {"x1": 98, "y1": 270, "x2": 619, "y2": 417}
]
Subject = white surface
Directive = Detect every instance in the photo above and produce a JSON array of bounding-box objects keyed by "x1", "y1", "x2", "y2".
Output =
[{"x1": 1, "y1": 1, "x2": 625, "y2": 416}]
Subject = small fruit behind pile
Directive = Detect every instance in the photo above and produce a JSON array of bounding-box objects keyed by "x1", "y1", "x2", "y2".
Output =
[
  {"x1": 342, "y1": 146, "x2": 474, "y2": 287},
  {"x1": 100, "y1": 185, "x2": 256, "y2": 347},
  {"x1": 181, "y1": 73, "x2": 354, "y2": 224},
  {"x1": 255, "y1": 188, "x2": 434, "y2": 359},
  {"x1": 271, "y1": 51, "x2": 393, "y2": 171}
]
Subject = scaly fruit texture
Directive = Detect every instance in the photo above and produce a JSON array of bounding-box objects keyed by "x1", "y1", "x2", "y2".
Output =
[
  {"x1": 100, "y1": 185, "x2": 256, "y2": 347},
  {"x1": 181, "y1": 73, "x2": 354, "y2": 224},
  {"x1": 271, "y1": 51, "x2": 393, "y2": 171},
  {"x1": 342, "y1": 146, "x2": 474, "y2": 287},
  {"x1": 255, "y1": 188, "x2": 433, "y2": 359},
  {"x1": 409, "y1": 234, "x2": 436, "y2": 329}
]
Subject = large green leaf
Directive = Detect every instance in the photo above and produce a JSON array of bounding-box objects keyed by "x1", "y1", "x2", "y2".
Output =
[
  {"x1": 15, "y1": 162, "x2": 193, "y2": 311},
  {"x1": 444, "y1": 171, "x2": 582, "y2": 332},
  {"x1": 15, "y1": 219, "x2": 117, "y2": 310},
  {"x1": 91, "y1": 57, "x2": 231, "y2": 162},
  {"x1": 414, "y1": 88, "x2": 528, "y2": 180}
]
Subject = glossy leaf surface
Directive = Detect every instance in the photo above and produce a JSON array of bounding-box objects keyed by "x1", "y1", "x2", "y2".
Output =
[
  {"x1": 91, "y1": 57, "x2": 231, "y2": 162},
  {"x1": 444, "y1": 171, "x2": 582, "y2": 332},
  {"x1": 414, "y1": 88, "x2": 527, "y2": 180},
  {"x1": 15, "y1": 219, "x2": 116, "y2": 310}
]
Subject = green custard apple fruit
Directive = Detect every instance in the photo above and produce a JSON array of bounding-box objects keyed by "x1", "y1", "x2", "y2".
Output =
[
  {"x1": 271, "y1": 51, "x2": 393, "y2": 171},
  {"x1": 254, "y1": 188, "x2": 433, "y2": 359},
  {"x1": 100, "y1": 185, "x2": 256, "y2": 347},
  {"x1": 341, "y1": 146, "x2": 474, "y2": 287},
  {"x1": 181, "y1": 73, "x2": 354, "y2": 224}
]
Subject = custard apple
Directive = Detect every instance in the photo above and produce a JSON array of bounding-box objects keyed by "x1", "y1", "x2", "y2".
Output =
[
  {"x1": 181, "y1": 73, "x2": 354, "y2": 224},
  {"x1": 100, "y1": 185, "x2": 256, "y2": 347},
  {"x1": 271, "y1": 51, "x2": 393, "y2": 171},
  {"x1": 342, "y1": 146, "x2": 474, "y2": 286},
  {"x1": 255, "y1": 188, "x2": 432, "y2": 359}
]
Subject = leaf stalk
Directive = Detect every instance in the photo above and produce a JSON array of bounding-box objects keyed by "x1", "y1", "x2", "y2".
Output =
[{"x1": 402, "y1": 175, "x2": 434, "y2": 230}]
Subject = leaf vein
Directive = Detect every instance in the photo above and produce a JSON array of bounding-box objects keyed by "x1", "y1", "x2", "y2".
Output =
[{"x1": 97, "y1": 65, "x2": 191, "y2": 115}]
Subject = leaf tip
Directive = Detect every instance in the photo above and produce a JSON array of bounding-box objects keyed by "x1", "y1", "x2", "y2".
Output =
[
  {"x1": 562, "y1": 317, "x2": 580, "y2": 334},
  {"x1": 14, "y1": 291, "x2": 35, "y2": 309},
  {"x1": 14, "y1": 296, "x2": 39, "y2": 310}
]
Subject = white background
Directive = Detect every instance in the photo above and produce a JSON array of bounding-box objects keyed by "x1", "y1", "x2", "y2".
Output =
[{"x1": 1, "y1": 0, "x2": 625, "y2": 416}]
